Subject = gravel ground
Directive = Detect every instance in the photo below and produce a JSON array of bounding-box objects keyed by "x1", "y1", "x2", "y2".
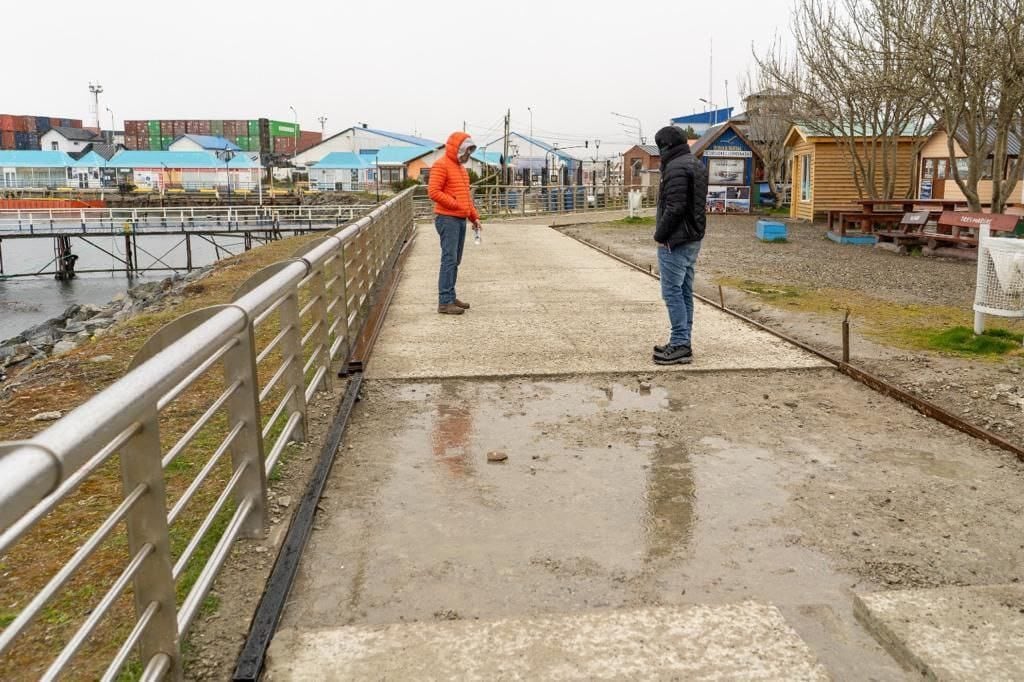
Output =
[{"x1": 560, "y1": 215, "x2": 1024, "y2": 445}]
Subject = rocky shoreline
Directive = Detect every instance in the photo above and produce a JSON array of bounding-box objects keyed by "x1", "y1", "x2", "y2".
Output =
[{"x1": 0, "y1": 267, "x2": 213, "y2": 381}]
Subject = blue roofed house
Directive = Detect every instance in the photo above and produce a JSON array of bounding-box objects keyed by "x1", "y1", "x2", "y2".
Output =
[
  {"x1": 309, "y1": 146, "x2": 437, "y2": 190},
  {"x1": 670, "y1": 107, "x2": 734, "y2": 136},
  {"x1": 168, "y1": 135, "x2": 243, "y2": 154},
  {"x1": 0, "y1": 150, "x2": 77, "y2": 188},
  {"x1": 107, "y1": 150, "x2": 260, "y2": 192},
  {"x1": 486, "y1": 132, "x2": 582, "y2": 185},
  {"x1": 294, "y1": 125, "x2": 445, "y2": 184}
]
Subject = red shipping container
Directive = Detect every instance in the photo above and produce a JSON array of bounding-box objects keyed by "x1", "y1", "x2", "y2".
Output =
[
  {"x1": 50, "y1": 117, "x2": 61, "y2": 128},
  {"x1": 15, "y1": 116, "x2": 32, "y2": 132},
  {"x1": 1, "y1": 130, "x2": 15, "y2": 149},
  {"x1": 161, "y1": 120, "x2": 174, "y2": 135},
  {"x1": 70, "y1": 119, "x2": 83, "y2": 128},
  {"x1": 0, "y1": 115, "x2": 14, "y2": 130}
]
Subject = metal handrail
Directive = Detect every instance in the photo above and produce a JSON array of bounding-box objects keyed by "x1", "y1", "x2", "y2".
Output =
[
  {"x1": 0, "y1": 188, "x2": 415, "y2": 679},
  {"x1": 411, "y1": 184, "x2": 658, "y2": 219},
  {"x1": 0, "y1": 204, "x2": 380, "y2": 235}
]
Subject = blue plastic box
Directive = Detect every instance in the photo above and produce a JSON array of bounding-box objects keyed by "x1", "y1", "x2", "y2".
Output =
[{"x1": 756, "y1": 219, "x2": 788, "y2": 242}]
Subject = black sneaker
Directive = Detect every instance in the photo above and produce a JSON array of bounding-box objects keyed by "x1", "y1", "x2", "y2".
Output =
[
  {"x1": 653, "y1": 343, "x2": 670, "y2": 355},
  {"x1": 653, "y1": 344, "x2": 692, "y2": 365}
]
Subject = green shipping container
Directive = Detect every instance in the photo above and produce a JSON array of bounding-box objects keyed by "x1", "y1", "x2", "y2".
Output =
[
  {"x1": 235, "y1": 136, "x2": 250, "y2": 151},
  {"x1": 211, "y1": 120, "x2": 224, "y2": 136},
  {"x1": 148, "y1": 121, "x2": 161, "y2": 135},
  {"x1": 269, "y1": 120, "x2": 298, "y2": 137},
  {"x1": 248, "y1": 136, "x2": 262, "y2": 151},
  {"x1": 248, "y1": 120, "x2": 260, "y2": 136},
  {"x1": 148, "y1": 136, "x2": 161, "y2": 150},
  {"x1": 162, "y1": 136, "x2": 173, "y2": 150}
]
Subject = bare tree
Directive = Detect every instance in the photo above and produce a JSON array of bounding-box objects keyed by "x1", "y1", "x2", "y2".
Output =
[
  {"x1": 741, "y1": 71, "x2": 795, "y2": 207},
  {"x1": 758, "y1": 0, "x2": 932, "y2": 202},
  {"x1": 897, "y1": 0, "x2": 1024, "y2": 212}
]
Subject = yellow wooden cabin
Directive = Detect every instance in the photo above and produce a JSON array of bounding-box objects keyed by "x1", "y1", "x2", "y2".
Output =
[
  {"x1": 917, "y1": 127, "x2": 1024, "y2": 205},
  {"x1": 784, "y1": 124, "x2": 920, "y2": 220}
]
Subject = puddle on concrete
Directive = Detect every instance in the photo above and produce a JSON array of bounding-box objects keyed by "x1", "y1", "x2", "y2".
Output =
[{"x1": 291, "y1": 373, "x2": 912, "y2": 679}]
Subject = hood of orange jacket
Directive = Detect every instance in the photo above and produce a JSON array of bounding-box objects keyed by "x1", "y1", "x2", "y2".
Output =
[{"x1": 445, "y1": 131, "x2": 473, "y2": 164}]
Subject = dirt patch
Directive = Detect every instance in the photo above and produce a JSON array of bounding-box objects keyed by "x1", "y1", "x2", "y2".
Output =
[{"x1": 559, "y1": 216, "x2": 1024, "y2": 444}]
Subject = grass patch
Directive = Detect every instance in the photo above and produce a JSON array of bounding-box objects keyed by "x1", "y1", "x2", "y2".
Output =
[
  {"x1": 903, "y1": 326, "x2": 1023, "y2": 356},
  {"x1": 717, "y1": 276, "x2": 1024, "y2": 358},
  {"x1": 617, "y1": 216, "x2": 655, "y2": 225}
]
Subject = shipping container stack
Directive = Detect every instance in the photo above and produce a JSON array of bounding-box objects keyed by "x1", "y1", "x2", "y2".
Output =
[
  {"x1": 0, "y1": 113, "x2": 83, "y2": 150},
  {"x1": 119, "y1": 118, "x2": 321, "y2": 156}
]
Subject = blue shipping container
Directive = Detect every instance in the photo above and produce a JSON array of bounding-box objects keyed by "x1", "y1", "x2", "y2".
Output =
[
  {"x1": 61, "y1": 119, "x2": 72, "y2": 127},
  {"x1": 36, "y1": 116, "x2": 51, "y2": 132}
]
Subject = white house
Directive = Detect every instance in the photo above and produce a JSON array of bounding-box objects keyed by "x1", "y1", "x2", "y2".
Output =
[{"x1": 40, "y1": 126, "x2": 102, "y2": 154}]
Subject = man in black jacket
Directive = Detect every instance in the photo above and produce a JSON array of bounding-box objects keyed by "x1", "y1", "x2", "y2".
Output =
[{"x1": 652, "y1": 125, "x2": 708, "y2": 365}]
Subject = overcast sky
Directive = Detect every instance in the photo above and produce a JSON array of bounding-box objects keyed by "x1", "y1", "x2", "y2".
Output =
[{"x1": 7, "y1": 0, "x2": 793, "y2": 155}]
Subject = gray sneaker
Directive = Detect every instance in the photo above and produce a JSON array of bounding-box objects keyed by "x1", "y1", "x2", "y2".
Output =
[{"x1": 653, "y1": 344, "x2": 692, "y2": 365}]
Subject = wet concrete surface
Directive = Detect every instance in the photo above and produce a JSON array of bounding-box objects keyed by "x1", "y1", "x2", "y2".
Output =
[
  {"x1": 264, "y1": 369, "x2": 1024, "y2": 679},
  {"x1": 269, "y1": 603, "x2": 829, "y2": 680},
  {"x1": 854, "y1": 585, "x2": 1024, "y2": 681}
]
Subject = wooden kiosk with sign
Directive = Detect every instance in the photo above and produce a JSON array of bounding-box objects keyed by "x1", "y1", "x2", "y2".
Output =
[{"x1": 691, "y1": 122, "x2": 763, "y2": 214}]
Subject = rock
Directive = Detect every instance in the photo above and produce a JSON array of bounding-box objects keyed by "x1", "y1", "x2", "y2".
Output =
[
  {"x1": 84, "y1": 317, "x2": 113, "y2": 332},
  {"x1": 785, "y1": 401, "x2": 799, "y2": 408},
  {"x1": 31, "y1": 411, "x2": 62, "y2": 422},
  {"x1": 90, "y1": 355, "x2": 114, "y2": 363},
  {"x1": 53, "y1": 340, "x2": 77, "y2": 355},
  {"x1": 93, "y1": 328, "x2": 110, "y2": 339},
  {"x1": 639, "y1": 381, "x2": 652, "y2": 392},
  {"x1": 110, "y1": 291, "x2": 128, "y2": 304},
  {"x1": 75, "y1": 331, "x2": 91, "y2": 343},
  {"x1": 487, "y1": 451, "x2": 508, "y2": 463},
  {"x1": 61, "y1": 322, "x2": 86, "y2": 335},
  {"x1": 278, "y1": 495, "x2": 292, "y2": 509},
  {"x1": 995, "y1": 383, "x2": 1013, "y2": 394},
  {"x1": 62, "y1": 304, "x2": 82, "y2": 319}
]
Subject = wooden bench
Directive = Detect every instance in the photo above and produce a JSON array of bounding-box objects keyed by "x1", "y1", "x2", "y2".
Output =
[
  {"x1": 919, "y1": 212, "x2": 1022, "y2": 258},
  {"x1": 874, "y1": 211, "x2": 931, "y2": 254},
  {"x1": 837, "y1": 211, "x2": 904, "y2": 236}
]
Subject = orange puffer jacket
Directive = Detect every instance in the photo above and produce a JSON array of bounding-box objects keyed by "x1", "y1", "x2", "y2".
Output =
[{"x1": 428, "y1": 131, "x2": 479, "y2": 222}]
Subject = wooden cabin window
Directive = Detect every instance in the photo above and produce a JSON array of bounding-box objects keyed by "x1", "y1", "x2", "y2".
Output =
[{"x1": 800, "y1": 154, "x2": 811, "y2": 201}]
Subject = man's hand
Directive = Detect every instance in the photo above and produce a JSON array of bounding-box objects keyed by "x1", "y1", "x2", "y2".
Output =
[{"x1": 471, "y1": 218, "x2": 482, "y2": 231}]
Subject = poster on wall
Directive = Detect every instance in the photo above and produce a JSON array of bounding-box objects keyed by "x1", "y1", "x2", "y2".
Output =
[
  {"x1": 706, "y1": 185, "x2": 751, "y2": 213},
  {"x1": 708, "y1": 158, "x2": 746, "y2": 185},
  {"x1": 707, "y1": 186, "x2": 727, "y2": 213},
  {"x1": 726, "y1": 186, "x2": 751, "y2": 213},
  {"x1": 920, "y1": 179, "x2": 932, "y2": 200}
]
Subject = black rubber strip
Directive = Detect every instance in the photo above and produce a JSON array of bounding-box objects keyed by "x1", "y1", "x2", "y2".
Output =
[{"x1": 232, "y1": 373, "x2": 363, "y2": 681}]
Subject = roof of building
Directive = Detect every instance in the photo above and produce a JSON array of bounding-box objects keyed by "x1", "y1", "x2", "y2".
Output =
[
  {"x1": 73, "y1": 151, "x2": 108, "y2": 167},
  {"x1": 369, "y1": 146, "x2": 436, "y2": 165},
  {"x1": 89, "y1": 143, "x2": 122, "y2": 161},
  {"x1": 691, "y1": 122, "x2": 761, "y2": 159},
  {"x1": 0, "y1": 150, "x2": 75, "y2": 167},
  {"x1": 47, "y1": 126, "x2": 101, "y2": 142},
  {"x1": 787, "y1": 122, "x2": 925, "y2": 143},
  {"x1": 951, "y1": 125, "x2": 1021, "y2": 157},
  {"x1": 471, "y1": 149, "x2": 505, "y2": 166},
  {"x1": 625, "y1": 144, "x2": 660, "y2": 156},
  {"x1": 312, "y1": 152, "x2": 372, "y2": 170},
  {"x1": 670, "y1": 108, "x2": 734, "y2": 126},
  {"x1": 172, "y1": 134, "x2": 242, "y2": 151},
  {"x1": 108, "y1": 151, "x2": 259, "y2": 168},
  {"x1": 488, "y1": 132, "x2": 582, "y2": 161},
  {"x1": 361, "y1": 127, "x2": 441, "y2": 148}
]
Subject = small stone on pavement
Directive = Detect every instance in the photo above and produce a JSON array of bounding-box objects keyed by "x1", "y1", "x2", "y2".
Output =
[
  {"x1": 487, "y1": 451, "x2": 508, "y2": 463},
  {"x1": 31, "y1": 411, "x2": 62, "y2": 422}
]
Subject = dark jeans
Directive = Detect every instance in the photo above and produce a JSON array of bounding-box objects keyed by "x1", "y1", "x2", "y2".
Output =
[
  {"x1": 435, "y1": 215, "x2": 467, "y2": 305},
  {"x1": 658, "y1": 240, "x2": 702, "y2": 347}
]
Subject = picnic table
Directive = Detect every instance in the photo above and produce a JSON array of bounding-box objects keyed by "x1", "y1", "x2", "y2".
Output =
[
  {"x1": 874, "y1": 211, "x2": 1022, "y2": 254},
  {"x1": 826, "y1": 199, "x2": 1017, "y2": 236}
]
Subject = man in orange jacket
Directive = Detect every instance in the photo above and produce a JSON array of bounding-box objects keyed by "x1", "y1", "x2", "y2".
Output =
[{"x1": 428, "y1": 131, "x2": 481, "y2": 315}]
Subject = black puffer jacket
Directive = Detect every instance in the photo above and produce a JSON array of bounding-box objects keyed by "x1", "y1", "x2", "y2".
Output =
[{"x1": 653, "y1": 126, "x2": 708, "y2": 248}]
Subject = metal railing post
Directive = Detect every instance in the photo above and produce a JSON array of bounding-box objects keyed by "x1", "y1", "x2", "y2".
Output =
[
  {"x1": 279, "y1": 289, "x2": 308, "y2": 443},
  {"x1": 308, "y1": 259, "x2": 333, "y2": 393},
  {"x1": 223, "y1": 324, "x2": 268, "y2": 538},
  {"x1": 119, "y1": 410, "x2": 182, "y2": 680}
]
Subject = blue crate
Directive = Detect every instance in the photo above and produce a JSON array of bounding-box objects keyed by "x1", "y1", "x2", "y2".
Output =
[{"x1": 756, "y1": 219, "x2": 788, "y2": 242}]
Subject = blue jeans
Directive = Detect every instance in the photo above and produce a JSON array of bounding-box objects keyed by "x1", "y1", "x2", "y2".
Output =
[
  {"x1": 435, "y1": 215, "x2": 467, "y2": 305},
  {"x1": 658, "y1": 240, "x2": 702, "y2": 347}
]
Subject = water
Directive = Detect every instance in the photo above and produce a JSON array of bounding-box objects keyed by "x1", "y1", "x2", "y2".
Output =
[{"x1": 0, "y1": 234, "x2": 243, "y2": 341}]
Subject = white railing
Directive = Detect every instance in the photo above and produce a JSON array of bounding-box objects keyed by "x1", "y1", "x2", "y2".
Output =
[{"x1": 0, "y1": 189, "x2": 414, "y2": 680}]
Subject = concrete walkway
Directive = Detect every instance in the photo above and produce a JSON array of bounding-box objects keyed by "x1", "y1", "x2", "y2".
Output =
[
  {"x1": 367, "y1": 223, "x2": 826, "y2": 379},
  {"x1": 266, "y1": 222, "x2": 1013, "y2": 680}
]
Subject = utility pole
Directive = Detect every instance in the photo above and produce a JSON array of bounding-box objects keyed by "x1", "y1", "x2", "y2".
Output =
[
  {"x1": 501, "y1": 109, "x2": 510, "y2": 186},
  {"x1": 318, "y1": 116, "x2": 327, "y2": 135},
  {"x1": 88, "y1": 82, "x2": 103, "y2": 129}
]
